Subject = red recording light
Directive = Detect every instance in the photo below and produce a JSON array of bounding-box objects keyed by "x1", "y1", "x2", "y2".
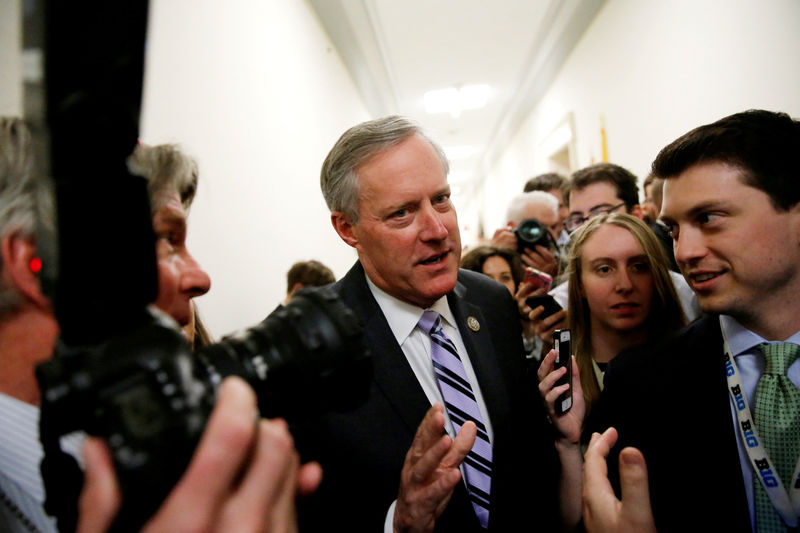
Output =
[{"x1": 30, "y1": 257, "x2": 42, "y2": 273}]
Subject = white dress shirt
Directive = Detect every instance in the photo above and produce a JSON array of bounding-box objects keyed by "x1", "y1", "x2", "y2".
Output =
[{"x1": 365, "y1": 277, "x2": 494, "y2": 531}]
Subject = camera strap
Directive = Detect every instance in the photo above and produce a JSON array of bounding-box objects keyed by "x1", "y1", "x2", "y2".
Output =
[{"x1": 722, "y1": 320, "x2": 800, "y2": 526}]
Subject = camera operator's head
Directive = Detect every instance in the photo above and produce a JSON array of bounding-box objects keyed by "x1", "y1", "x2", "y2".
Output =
[
  {"x1": 128, "y1": 144, "x2": 211, "y2": 328},
  {"x1": 506, "y1": 190, "x2": 561, "y2": 244},
  {"x1": 0, "y1": 117, "x2": 59, "y2": 403},
  {"x1": 524, "y1": 172, "x2": 569, "y2": 224},
  {"x1": 565, "y1": 163, "x2": 642, "y2": 234}
]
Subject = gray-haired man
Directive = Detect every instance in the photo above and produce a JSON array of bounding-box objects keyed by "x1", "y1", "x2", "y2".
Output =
[{"x1": 294, "y1": 116, "x2": 575, "y2": 532}]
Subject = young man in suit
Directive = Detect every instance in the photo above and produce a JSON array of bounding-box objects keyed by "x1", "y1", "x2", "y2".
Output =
[
  {"x1": 587, "y1": 109, "x2": 800, "y2": 532},
  {"x1": 296, "y1": 116, "x2": 575, "y2": 531}
]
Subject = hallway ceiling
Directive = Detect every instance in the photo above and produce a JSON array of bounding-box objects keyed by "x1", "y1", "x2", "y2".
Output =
[{"x1": 310, "y1": 0, "x2": 604, "y2": 193}]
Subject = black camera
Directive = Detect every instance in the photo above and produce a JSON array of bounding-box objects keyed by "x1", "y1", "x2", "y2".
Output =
[
  {"x1": 36, "y1": 285, "x2": 371, "y2": 532},
  {"x1": 513, "y1": 218, "x2": 553, "y2": 252}
]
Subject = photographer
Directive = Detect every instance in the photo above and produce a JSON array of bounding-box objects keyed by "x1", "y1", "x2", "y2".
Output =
[
  {"x1": 0, "y1": 118, "x2": 320, "y2": 532},
  {"x1": 491, "y1": 191, "x2": 564, "y2": 360},
  {"x1": 491, "y1": 190, "x2": 563, "y2": 279}
]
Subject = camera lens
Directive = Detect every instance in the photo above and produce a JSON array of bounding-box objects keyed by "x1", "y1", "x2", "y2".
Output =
[
  {"x1": 518, "y1": 222, "x2": 544, "y2": 242},
  {"x1": 197, "y1": 285, "x2": 371, "y2": 419},
  {"x1": 36, "y1": 284, "x2": 371, "y2": 531},
  {"x1": 514, "y1": 218, "x2": 550, "y2": 251}
]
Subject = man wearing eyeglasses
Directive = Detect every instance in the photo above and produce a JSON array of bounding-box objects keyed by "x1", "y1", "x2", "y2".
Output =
[
  {"x1": 563, "y1": 163, "x2": 641, "y2": 234},
  {"x1": 529, "y1": 163, "x2": 700, "y2": 347}
]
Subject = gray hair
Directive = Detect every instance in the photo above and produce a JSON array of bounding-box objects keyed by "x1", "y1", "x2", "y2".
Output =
[
  {"x1": 0, "y1": 117, "x2": 54, "y2": 319},
  {"x1": 127, "y1": 143, "x2": 199, "y2": 213},
  {"x1": 320, "y1": 116, "x2": 449, "y2": 223},
  {"x1": 505, "y1": 190, "x2": 559, "y2": 225}
]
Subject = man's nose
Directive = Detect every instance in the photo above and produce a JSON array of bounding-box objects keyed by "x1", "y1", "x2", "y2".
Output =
[
  {"x1": 419, "y1": 206, "x2": 448, "y2": 241},
  {"x1": 673, "y1": 227, "x2": 705, "y2": 267},
  {"x1": 181, "y1": 252, "x2": 211, "y2": 297}
]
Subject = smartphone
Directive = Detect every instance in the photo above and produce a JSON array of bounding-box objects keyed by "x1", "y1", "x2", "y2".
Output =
[
  {"x1": 552, "y1": 329, "x2": 573, "y2": 415},
  {"x1": 523, "y1": 267, "x2": 553, "y2": 292},
  {"x1": 525, "y1": 294, "x2": 563, "y2": 320}
]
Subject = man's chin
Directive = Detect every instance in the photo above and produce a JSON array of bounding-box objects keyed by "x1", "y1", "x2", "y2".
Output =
[
  {"x1": 420, "y1": 274, "x2": 458, "y2": 304},
  {"x1": 696, "y1": 293, "x2": 734, "y2": 316}
]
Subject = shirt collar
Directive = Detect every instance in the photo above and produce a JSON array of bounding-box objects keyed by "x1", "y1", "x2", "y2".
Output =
[
  {"x1": 0, "y1": 392, "x2": 45, "y2": 502},
  {"x1": 365, "y1": 276, "x2": 456, "y2": 344},
  {"x1": 720, "y1": 315, "x2": 800, "y2": 357}
]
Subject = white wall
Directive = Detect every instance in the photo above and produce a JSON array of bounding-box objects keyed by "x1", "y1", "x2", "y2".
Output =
[
  {"x1": 482, "y1": 0, "x2": 800, "y2": 234},
  {"x1": 0, "y1": 0, "x2": 21, "y2": 115},
  {"x1": 141, "y1": 0, "x2": 369, "y2": 337}
]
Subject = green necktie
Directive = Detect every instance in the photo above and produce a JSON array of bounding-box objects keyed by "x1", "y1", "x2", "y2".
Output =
[{"x1": 754, "y1": 342, "x2": 800, "y2": 532}]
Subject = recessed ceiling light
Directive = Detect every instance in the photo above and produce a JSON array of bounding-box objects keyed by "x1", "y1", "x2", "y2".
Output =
[{"x1": 424, "y1": 84, "x2": 491, "y2": 118}]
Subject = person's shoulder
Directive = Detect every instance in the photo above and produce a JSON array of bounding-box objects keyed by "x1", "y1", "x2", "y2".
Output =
[
  {"x1": 456, "y1": 268, "x2": 510, "y2": 298},
  {"x1": 548, "y1": 280, "x2": 568, "y2": 309},
  {"x1": 457, "y1": 267, "x2": 492, "y2": 286},
  {"x1": 455, "y1": 269, "x2": 518, "y2": 325},
  {"x1": 608, "y1": 315, "x2": 720, "y2": 378}
]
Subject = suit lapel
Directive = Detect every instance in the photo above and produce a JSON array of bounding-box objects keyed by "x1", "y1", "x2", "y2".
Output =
[
  {"x1": 448, "y1": 279, "x2": 511, "y2": 433},
  {"x1": 336, "y1": 263, "x2": 431, "y2": 435}
]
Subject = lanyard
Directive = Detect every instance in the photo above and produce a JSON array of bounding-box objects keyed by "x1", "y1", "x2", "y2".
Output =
[{"x1": 722, "y1": 319, "x2": 800, "y2": 526}]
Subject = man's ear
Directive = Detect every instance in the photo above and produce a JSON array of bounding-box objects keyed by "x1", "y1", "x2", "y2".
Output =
[
  {"x1": 1, "y1": 233, "x2": 48, "y2": 308},
  {"x1": 288, "y1": 282, "x2": 304, "y2": 297},
  {"x1": 331, "y1": 211, "x2": 358, "y2": 248}
]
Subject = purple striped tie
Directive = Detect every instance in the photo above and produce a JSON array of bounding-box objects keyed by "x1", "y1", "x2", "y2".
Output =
[{"x1": 418, "y1": 310, "x2": 492, "y2": 528}]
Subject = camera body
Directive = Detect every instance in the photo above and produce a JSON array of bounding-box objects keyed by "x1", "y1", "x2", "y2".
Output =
[
  {"x1": 513, "y1": 218, "x2": 552, "y2": 252},
  {"x1": 37, "y1": 285, "x2": 371, "y2": 531}
]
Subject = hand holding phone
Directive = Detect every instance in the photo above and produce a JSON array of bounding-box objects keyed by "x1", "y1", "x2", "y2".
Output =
[
  {"x1": 525, "y1": 294, "x2": 562, "y2": 320},
  {"x1": 553, "y1": 329, "x2": 573, "y2": 415},
  {"x1": 523, "y1": 267, "x2": 553, "y2": 292}
]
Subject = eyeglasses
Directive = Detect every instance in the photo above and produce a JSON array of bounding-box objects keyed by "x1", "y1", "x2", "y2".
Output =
[{"x1": 564, "y1": 202, "x2": 627, "y2": 233}]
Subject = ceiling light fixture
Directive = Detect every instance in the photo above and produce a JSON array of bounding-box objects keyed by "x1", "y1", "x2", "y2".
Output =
[{"x1": 424, "y1": 84, "x2": 491, "y2": 118}]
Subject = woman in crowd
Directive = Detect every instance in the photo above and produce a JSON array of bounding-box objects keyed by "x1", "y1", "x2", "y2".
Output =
[
  {"x1": 536, "y1": 212, "x2": 687, "y2": 528},
  {"x1": 538, "y1": 212, "x2": 686, "y2": 416},
  {"x1": 460, "y1": 245, "x2": 549, "y2": 360},
  {"x1": 459, "y1": 244, "x2": 524, "y2": 296}
]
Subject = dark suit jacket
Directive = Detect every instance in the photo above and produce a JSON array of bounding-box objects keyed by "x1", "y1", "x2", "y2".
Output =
[
  {"x1": 295, "y1": 262, "x2": 560, "y2": 532},
  {"x1": 588, "y1": 315, "x2": 752, "y2": 532}
]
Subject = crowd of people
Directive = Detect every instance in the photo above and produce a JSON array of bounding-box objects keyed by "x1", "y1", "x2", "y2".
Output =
[{"x1": 0, "y1": 108, "x2": 798, "y2": 533}]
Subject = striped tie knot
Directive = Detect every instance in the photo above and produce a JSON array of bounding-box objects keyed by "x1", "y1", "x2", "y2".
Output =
[
  {"x1": 418, "y1": 309, "x2": 441, "y2": 337},
  {"x1": 760, "y1": 342, "x2": 800, "y2": 376}
]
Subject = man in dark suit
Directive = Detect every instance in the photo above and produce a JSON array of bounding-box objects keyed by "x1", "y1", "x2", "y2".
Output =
[
  {"x1": 586, "y1": 110, "x2": 800, "y2": 532},
  {"x1": 295, "y1": 116, "x2": 573, "y2": 531}
]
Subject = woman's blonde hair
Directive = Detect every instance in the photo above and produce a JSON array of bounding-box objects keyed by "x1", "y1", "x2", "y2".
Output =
[{"x1": 565, "y1": 213, "x2": 686, "y2": 411}]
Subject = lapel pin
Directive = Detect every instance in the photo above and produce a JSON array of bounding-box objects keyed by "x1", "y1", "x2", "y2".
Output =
[{"x1": 467, "y1": 316, "x2": 480, "y2": 331}]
